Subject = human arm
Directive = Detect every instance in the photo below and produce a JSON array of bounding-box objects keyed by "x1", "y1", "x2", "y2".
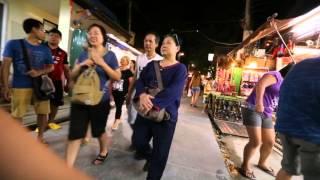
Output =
[
  {"x1": 27, "y1": 64, "x2": 54, "y2": 77},
  {"x1": 1, "y1": 57, "x2": 12, "y2": 101},
  {"x1": 126, "y1": 69, "x2": 137, "y2": 104},
  {"x1": 151, "y1": 65, "x2": 187, "y2": 109},
  {"x1": 0, "y1": 109, "x2": 92, "y2": 180},
  {"x1": 90, "y1": 49, "x2": 121, "y2": 81},
  {"x1": 255, "y1": 74, "x2": 277, "y2": 113}
]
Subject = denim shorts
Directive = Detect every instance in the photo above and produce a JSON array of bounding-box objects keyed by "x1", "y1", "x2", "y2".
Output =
[
  {"x1": 191, "y1": 87, "x2": 201, "y2": 94},
  {"x1": 279, "y1": 133, "x2": 320, "y2": 179},
  {"x1": 241, "y1": 107, "x2": 273, "y2": 129}
]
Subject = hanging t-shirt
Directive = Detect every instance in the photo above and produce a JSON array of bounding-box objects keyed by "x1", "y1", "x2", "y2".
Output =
[{"x1": 112, "y1": 69, "x2": 133, "y2": 94}]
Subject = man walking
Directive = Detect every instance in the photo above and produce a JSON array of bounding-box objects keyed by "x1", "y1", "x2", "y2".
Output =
[
  {"x1": 2, "y1": 18, "x2": 53, "y2": 143},
  {"x1": 46, "y1": 28, "x2": 70, "y2": 130},
  {"x1": 275, "y1": 57, "x2": 320, "y2": 180},
  {"x1": 126, "y1": 32, "x2": 162, "y2": 156}
]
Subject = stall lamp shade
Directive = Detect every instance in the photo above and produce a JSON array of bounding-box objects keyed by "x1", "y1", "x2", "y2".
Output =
[{"x1": 208, "y1": 53, "x2": 214, "y2": 61}]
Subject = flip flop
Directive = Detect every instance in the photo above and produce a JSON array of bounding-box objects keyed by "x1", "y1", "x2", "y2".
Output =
[
  {"x1": 237, "y1": 167, "x2": 256, "y2": 180},
  {"x1": 256, "y1": 165, "x2": 275, "y2": 177},
  {"x1": 92, "y1": 153, "x2": 109, "y2": 165}
]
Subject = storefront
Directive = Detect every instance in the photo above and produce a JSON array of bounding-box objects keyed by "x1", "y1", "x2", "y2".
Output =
[
  {"x1": 208, "y1": 5, "x2": 320, "y2": 137},
  {"x1": 0, "y1": 0, "x2": 140, "y2": 126}
]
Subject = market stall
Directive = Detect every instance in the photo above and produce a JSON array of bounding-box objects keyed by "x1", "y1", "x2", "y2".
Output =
[{"x1": 208, "y1": 5, "x2": 320, "y2": 137}]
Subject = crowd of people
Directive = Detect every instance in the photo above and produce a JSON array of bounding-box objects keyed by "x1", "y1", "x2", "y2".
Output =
[{"x1": 0, "y1": 18, "x2": 187, "y2": 180}]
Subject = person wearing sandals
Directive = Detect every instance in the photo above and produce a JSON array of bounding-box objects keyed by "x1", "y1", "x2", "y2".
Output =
[
  {"x1": 65, "y1": 24, "x2": 121, "y2": 167},
  {"x1": 111, "y1": 56, "x2": 134, "y2": 130},
  {"x1": 133, "y1": 34, "x2": 187, "y2": 180},
  {"x1": 239, "y1": 64, "x2": 292, "y2": 179}
]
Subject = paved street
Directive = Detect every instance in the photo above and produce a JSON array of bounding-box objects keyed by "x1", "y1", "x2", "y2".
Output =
[{"x1": 35, "y1": 97, "x2": 230, "y2": 180}]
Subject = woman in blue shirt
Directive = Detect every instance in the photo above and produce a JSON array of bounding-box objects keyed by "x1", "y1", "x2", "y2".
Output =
[
  {"x1": 133, "y1": 34, "x2": 187, "y2": 180},
  {"x1": 65, "y1": 24, "x2": 121, "y2": 167}
]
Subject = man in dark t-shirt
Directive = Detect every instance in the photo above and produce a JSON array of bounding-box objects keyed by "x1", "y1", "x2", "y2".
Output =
[{"x1": 46, "y1": 28, "x2": 70, "y2": 130}]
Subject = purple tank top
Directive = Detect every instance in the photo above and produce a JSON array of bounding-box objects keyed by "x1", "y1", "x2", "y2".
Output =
[{"x1": 246, "y1": 71, "x2": 283, "y2": 118}]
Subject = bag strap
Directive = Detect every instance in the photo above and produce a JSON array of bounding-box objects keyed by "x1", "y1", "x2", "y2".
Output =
[
  {"x1": 153, "y1": 61, "x2": 164, "y2": 90},
  {"x1": 19, "y1": 39, "x2": 32, "y2": 71}
]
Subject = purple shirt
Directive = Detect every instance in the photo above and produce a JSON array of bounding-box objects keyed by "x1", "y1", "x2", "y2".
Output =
[{"x1": 246, "y1": 71, "x2": 283, "y2": 118}]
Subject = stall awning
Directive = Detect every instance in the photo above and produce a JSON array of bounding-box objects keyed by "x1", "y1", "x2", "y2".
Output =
[{"x1": 228, "y1": 5, "x2": 320, "y2": 56}]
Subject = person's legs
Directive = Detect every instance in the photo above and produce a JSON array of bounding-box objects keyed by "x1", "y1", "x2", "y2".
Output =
[
  {"x1": 48, "y1": 80, "x2": 63, "y2": 129},
  {"x1": 258, "y1": 121, "x2": 276, "y2": 171},
  {"x1": 66, "y1": 103, "x2": 90, "y2": 167},
  {"x1": 194, "y1": 90, "x2": 200, "y2": 106},
  {"x1": 132, "y1": 115, "x2": 153, "y2": 160},
  {"x1": 276, "y1": 134, "x2": 301, "y2": 180},
  {"x1": 11, "y1": 88, "x2": 32, "y2": 123},
  {"x1": 297, "y1": 138, "x2": 320, "y2": 180},
  {"x1": 49, "y1": 104, "x2": 58, "y2": 123},
  {"x1": 147, "y1": 121, "x2": 177, "y2": 180},
  {"x1": 112, "y1": 91, "x2": 125, "y2": 130},
  {"x1": 34, "y1": 98, "x2": 50, "y2": 142},
  {"x1": 276, "y1": 169, "x2": 292, "y2": 180},
  {"x1": 242, "y1": 126, "x2": 262, "y2": 171},
  {"x1": 90, "y1": 100, "x2": 110, "y2": 165},
  {"x1": 66, "y1": 139, "x2": 82, "y2": 167}
]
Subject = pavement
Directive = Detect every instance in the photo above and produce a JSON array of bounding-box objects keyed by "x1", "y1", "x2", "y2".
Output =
[
  {"x1": 219, "y1": 132, "x2": 304, "y2": 180},
  {"x1": 31, "y1": 97, "x2": 230, "y2": 180}
]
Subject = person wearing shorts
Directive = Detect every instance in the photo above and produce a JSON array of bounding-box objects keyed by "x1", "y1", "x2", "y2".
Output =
[
  {"x1": 65, "y1": 24, "x2": 120, "y2": 167},
  {"x1": 238, "y1": 68, "x2": 291, "y2": 179},
  {"x1": 275, "y1": 58, "x2": 320, "y2": 180},
  {"x1": 1, "y1": 18, "x2": 54, "y2": 143}
]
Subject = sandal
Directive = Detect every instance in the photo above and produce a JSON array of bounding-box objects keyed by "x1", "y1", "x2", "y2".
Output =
[
  {"x1": 92, "y1": 153, "x2": 109, "y2": 165},
  {"x1": 256, "y1": 165, "x2": 275, "y2": 177},
  {"x1": 237, "y1": 167, "x2": 256, "y2": 180}
]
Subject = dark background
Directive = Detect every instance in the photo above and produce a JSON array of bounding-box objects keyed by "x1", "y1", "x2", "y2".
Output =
[{"x1": 101, "y1": 0, "x2": 319, "y2": 72}]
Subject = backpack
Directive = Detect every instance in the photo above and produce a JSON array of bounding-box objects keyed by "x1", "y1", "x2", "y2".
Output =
[{"x1": 71, "y1": 66, "x2": 103, "y2": 106}]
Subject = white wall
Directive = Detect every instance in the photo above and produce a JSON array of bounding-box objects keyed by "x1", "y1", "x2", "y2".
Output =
[{"x1": 5, "y1": 0, "x2": 58, "y2": 40}]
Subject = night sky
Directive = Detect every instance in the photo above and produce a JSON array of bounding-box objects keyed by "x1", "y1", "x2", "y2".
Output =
[{"x1": 101, "y1": 0, "x2": 319, "y2": 72}]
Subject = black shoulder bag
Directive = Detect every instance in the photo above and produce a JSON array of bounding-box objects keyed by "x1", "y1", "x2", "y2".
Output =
[
  {"x1": 19, "y1": 39, "x2": 55, "y2": 100},
  {"x1": 133, "y1": 61, "x2": 170, "y2": 122}
]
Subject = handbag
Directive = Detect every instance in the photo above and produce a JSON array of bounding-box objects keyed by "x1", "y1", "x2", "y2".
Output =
[
  {"x1": 20, "y1": 39, "x2": 55, "y2": 100},
  {"x1": 133, "y1": 61, "x2": 170, "y2": 122}
]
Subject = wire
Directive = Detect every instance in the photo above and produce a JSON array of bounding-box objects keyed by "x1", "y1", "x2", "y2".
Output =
[
  {"x1": 171, "y1": 29, "x2": 242, "y2": 46},
  {"x1": 198, "y1": 31, "x2": 242, "y2": 46}
]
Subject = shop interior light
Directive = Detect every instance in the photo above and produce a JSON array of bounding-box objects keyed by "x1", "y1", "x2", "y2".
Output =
[{"x1": 247, "y1": 62, "x2": 258, "y2": 69}]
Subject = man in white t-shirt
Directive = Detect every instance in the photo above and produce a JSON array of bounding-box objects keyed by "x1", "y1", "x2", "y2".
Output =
[{"x1": 126, "y1": 32, "x2": 162, "y2": 127}]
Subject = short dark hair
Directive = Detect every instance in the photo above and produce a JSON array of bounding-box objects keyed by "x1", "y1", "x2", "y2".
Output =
[
  {"x1": 164, "y1": 33, "x2": 181, "y2": 46},
  {"x1": 145, "y1": 31, "x2": 160, "y2": 44},
  {"x1": 23, "y1": 18, "x2": 43, "y2": 34},
  {"x1": 48, "y1": 28, "x2": 62, "y2": 37},
  {"x1": 88, "y1": 23, "x2": 108, "y2": 46},
  {"x1": 279, "y1": 62, "x2": 294, "y2": 78}
]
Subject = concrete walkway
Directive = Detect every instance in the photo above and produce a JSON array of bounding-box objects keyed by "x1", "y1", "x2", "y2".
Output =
[{"x1": 37, "y1": 97, "x2": 229, "y2": 180}]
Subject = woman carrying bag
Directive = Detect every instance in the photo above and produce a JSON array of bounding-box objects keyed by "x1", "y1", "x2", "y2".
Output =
[
  {"x1": 65, "y1": 24, "x2": 121, "y2": 167},
  {"x1": 133, "y1": 34, "x2": 187, "y2": 180}
]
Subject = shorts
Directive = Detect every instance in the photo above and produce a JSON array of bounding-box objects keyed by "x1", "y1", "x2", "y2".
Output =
[
  {"x1": 50, "y1": 80, "x2": 64, "y2": 106},
  {"x1": 68, "y1": 100, "x2": 110, "y2": 140},
  {"x1": 11, "y1": 88, "x2": 50, "y2": 118},
  {"x1": 191, "y1": 87, "x2": 201, "y2": 94},
  {"x1": 241, "y1": 107, "x2": 273, "y2": 129},
  {"x1": 279, "y1": 133, "x2": 320, "y2": 179}
]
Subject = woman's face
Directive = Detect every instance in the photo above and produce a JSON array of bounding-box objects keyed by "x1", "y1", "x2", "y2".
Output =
[
  {"x1": 120, "y1": 58, "x2": 129, "y2": 67},
  {"x1": 87, "y1": 26, "x2": 104, "y2": 47},
  {"x1": 160, "y1": 36, "x2": 180, "y2": 57}
]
